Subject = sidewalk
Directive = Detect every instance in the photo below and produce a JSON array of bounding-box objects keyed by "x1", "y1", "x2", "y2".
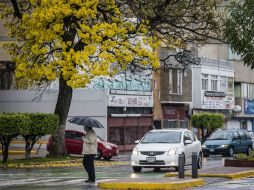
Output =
[
  {"x1": 165, "y1": 166, "x2": 254, "y2": 179},
  {"x1": 98, "y1": 166, "x2": 254, "y2": 190},
  {"x1": 98, "y1": 178, "x2": 205, "y2": 190}
]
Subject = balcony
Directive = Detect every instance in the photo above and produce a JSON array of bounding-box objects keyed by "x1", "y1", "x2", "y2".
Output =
[{"x1": 201, "y1": 58, "x2": 235, "y2": 71}]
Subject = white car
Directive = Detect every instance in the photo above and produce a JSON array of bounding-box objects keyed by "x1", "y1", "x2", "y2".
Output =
[{"x1": 131, "y1": 129, "x2": 202, "y2": 172}]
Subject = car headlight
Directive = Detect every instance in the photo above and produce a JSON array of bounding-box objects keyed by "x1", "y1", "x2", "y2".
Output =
[
  {"x1": 168, "y1": 148, "x2": 177, "y2": 155},
  {"x1": 132, "y1": 148, "x2": 138, "y2": 155},
  {"x1": 220, "y1": 144, "x2": 229, "y2": 148},
  {"x1": 201, "y1": 145, "x2": 206, "y2": 148},
  {"x1": 104, "y1": 144, "x2": 112, "y2": 149}
]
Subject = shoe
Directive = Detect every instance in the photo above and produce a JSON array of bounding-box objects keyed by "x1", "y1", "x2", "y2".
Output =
[
  {"x1": 85, "y1": 179, "x2": 90, "y2": 183},
  {"x1": 88, "y1": 181, "x2": 96, "y2": 186}
]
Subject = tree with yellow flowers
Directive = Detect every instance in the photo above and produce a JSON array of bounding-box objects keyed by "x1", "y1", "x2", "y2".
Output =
[
  {"x1": 0, "y1": 0, "x2": 222, "y2": 156},
  {"x1": 0, "y1": 0, "x2": 160, "y2": 156}
]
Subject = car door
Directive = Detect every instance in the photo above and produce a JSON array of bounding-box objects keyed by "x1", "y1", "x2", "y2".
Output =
[
  {"x1": 238, "y1": 130, "x2": 249, "y2": 153},
  {"x1": 183, "y1": 132, "x2": 192, "y2": 164},
  {"x1": 65, "y1": 131, "x2": 83, "y2": 154},
  {"x1": 232, "y1": 131, "x2": 242, "y2": 153},
  {"x1": 188, "y1": 131, "x2": 200, "y2": 154}
]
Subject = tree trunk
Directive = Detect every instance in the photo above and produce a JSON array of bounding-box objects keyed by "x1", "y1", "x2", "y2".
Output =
[
  {"x1": 1, "y1": 138, "x2": 11, "y2": 164},
  {"x1": 24, "y1": 136, "x2": 39, "y2": 159},
  {"x1": 49, "y1": 76, "x2": 73, "y2": 156},
  {"x1": 201, "y1": 128, "x2": 205, "y2": 143},
  {"x1": 25, "y1": 149, "x2": 31, "y2": 159}
]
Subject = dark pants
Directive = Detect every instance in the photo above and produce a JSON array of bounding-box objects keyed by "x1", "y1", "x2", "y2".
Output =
[{"x1": 83, "y1": 154, "x2": 95, "y2": 182}]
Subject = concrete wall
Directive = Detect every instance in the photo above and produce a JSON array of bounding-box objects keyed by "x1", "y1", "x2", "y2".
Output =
[
  {"x1": 192, "y1": 66, "x2": 202, "y2": 108},
  {"x1": 234, "y1": 61, "x2": 254, "y2": 83},
  {"x1": 198, "y1": 44, "x2": 228, "y2": 60},
  {"x1": 225, "y1": 120, "x2": 240, "y2": 130},
  {"x1": 0, "y1": 89, "x2": 108, "y2": 139},
  {"x1": 198, "y1": 43, "x2": 254, "y2": 83},
  {"x1": 160, "y1": 68, "x2": 192, "y2": 103}
]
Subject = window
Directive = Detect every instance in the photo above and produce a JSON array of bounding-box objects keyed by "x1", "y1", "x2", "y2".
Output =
[
  {"x1": 0, "y1": 61, "x2": 16, "y2": 90},
  {"x1": 188, "y1": 132, "x2": 196, "y2": 141},
  {"x1": 220, "y1": 76, "x2": 226, "y2": 92},
  {"x1": 234, "y1": 83, "x2": 241, "y2": 98},
  {"x1": 153, "y1": 80, "x2": 157, "y2": 89},
  {"x1": 202, "y1": 74, "x2": 208, "y2": 90},
  {"x1": 211, "y1": 75, "x2": 218, "y2": 91},
  {"x1": 248, "y1": 84, "x2": 254, "y2": 99},
  {"x1": 141, "y1": 131, "x2": 182, "y2": 144},
  {"x1": 169, "y1": 69, "x2": 182, "y2": 94},
  {"x1": 227, "y1": 77, "x2": 233, "y2": 93},
  {"x1": 183, "y1": 132, "x2": 191, "y2": 141},
  {"x1": 65, "y1": 131, "x2": 83, "y2": 141},
  {"x1": 238, "y1": 131, "x2": 247, "y2": 140},
  {"x1": 233, "y1": 132, "x2": 241, "y2": 140}
]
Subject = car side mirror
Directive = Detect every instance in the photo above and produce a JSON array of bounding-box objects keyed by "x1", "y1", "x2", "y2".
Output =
[
  {"x1": 184, "y1": 140, "x2": 192, "y2": 145},
  {"x1": 134, "y1": 140, "x2": 140, "y2": 144}
]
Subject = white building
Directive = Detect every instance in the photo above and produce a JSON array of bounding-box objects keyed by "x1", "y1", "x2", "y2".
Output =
[{"x1": 192, "y1": 58, "x2": 235, "y2": 127}]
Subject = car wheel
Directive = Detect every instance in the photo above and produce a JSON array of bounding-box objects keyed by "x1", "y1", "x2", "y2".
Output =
[
  {"x1": 246, "y1": 146, "x2": 252, "y2": 156},
  {"x1": 153, "y1": 167, "x2": 161, "y2": 172},
  {"x1": 95, "y1": 149, "x2": 102, "y2": 160},
  {"x1": 228, "y1": 147, "x2": 234, "y2": 157},
  {"x1": 198, "y1": 152, "x2": 203, "y2": 169},
  {"x1": 203, "y1": 153, "x2": 209, "y2": 157},
  {"x1": 103, "y1": 155, "x2": 112, "y2": 161},
  {"x1": 133, "y1": 166, "x2": 142, "y2": 173}
]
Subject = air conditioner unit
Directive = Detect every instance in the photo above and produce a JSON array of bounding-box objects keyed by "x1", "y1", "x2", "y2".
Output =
[{"x1": 233, "y1": 105, "x2": 241, "y2": 112}]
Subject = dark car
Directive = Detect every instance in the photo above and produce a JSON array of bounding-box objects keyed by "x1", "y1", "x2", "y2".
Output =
[
  {"x1": 47, "y1": 130, "x2": 118, "y2": 160},
  {"x1": 202, "y1": 129, "x2": 253, "y2": 157}
]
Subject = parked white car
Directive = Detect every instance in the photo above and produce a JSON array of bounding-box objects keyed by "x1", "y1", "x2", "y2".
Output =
[{"x1": 131, "y1": 129, "x2": 202, "y2": 172}]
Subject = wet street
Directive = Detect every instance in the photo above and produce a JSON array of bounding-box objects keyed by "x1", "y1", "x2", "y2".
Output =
[{"x1": 0, "y1": 154, "x2": 253, "y2": 190}]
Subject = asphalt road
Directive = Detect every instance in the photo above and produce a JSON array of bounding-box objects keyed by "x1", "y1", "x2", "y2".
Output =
[{"x1": 0, "y1": 153, "x2": 252, "y2": 190}]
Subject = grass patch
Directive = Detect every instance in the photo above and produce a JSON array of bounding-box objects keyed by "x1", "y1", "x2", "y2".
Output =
[
  {"x1": 235, "y1": 150, "x2": 254, "y2": 160},
  {"x1": 7, "y1": 156, "x2": 82, "y2": 165}
]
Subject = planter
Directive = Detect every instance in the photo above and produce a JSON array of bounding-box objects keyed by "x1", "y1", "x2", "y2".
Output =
[{"x1": 225, "y1": 159, "x2": 254, "y2": 167}]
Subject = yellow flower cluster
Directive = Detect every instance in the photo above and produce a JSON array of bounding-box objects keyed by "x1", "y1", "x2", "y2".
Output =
[{"x1": 1, "y1": 0, "x2": 160, "y2": 88}]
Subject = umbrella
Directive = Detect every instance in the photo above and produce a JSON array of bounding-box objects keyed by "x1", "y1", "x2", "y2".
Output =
[{"x1": 68, "y1": 116, "x2": 104, "y2": 128}]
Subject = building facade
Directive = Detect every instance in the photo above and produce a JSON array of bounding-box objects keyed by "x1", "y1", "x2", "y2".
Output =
[
  {"x1": 198, "y1": 43, "x2": 254, "y2": 132},
  {"x1": 192, "y1": 58, "x2": 235, "y2": 127},
  {"x1": 153, "y1": 48, "x2": 192, "y2": 129}
]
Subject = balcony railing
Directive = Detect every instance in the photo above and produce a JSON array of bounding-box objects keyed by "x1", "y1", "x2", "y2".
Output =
[{"x1": 201, "y1": 58, "x2": 235, "y2": 71}]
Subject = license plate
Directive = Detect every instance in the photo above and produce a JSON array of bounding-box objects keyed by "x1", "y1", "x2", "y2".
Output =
[
  {"x1": 209, "y1": 148, "x2": 214, "y2": 152},
  {"x1": 146, "y1": 157, "x2": 156, "y2": 163}
]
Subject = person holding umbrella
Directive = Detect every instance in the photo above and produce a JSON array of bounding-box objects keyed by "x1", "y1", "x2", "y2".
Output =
[
  {"x1": 82, "y1": 126, "x2": 97, "y2": 184},
  {"x1": 68, "y1": 116, "x2": 104, "y2": 184}
]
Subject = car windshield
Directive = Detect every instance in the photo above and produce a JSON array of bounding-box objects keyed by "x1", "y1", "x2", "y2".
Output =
[
  {"x1": 141, "y1": 131, "x2": 182, "y2": 144},
  {"x1": 208, "y1": 131, "x2": 233, "y2": 140}
]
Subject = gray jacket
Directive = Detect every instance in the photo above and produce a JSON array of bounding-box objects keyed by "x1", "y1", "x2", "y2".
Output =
[{"x1": 82, "y1": 129, "x2": 97, "y2": 155}]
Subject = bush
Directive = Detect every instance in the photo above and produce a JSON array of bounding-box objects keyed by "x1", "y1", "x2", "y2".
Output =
[
  {"x1": 192, "y1": 113, "x2": 224, "y2": 142},
  {"x1": 0, "y1": 114, "x2": 29, "y2": 163},
  {"x1": 21, "y1": 113, "x2": 59, "y2": 159},
  {"x1": 0, "y1": 113, "x2": 58, "y2": 163}
]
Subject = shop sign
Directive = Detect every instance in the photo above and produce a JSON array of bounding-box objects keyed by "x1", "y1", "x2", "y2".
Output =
[
  {"x1": 108, "y1": 94, "x2": 153, "y2": 107},
  {"x1": 202, "y1": 95, "x2": 234, "y2": 109},
  {"x1": 244, "y1": 99, "x2": 254, "y2": 114},
  {"x1": 205, "y1": 91, "x2": 226, "y2": 97}
]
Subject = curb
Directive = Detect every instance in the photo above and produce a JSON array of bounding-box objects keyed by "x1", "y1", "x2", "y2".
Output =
[
  {"x1": 164, "y1": 170, "x2": 254, "y2": 180},
  {"x1": 0, "y1": 150, "x2": 37, "y2": 155},
  {"x1": 98, "y1": 179, "x2": 205, "y2": 190},
  {"x1": 10, "y1": 140, "x2": 48, "y2": 145},
  {"x1": 1, "y1": 161, "x2": 129, "y2": 169}
]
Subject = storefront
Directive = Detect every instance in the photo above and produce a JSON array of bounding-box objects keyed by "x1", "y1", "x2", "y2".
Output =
[{"x1": 107, "y1": 90, "x2": 153, "y2": 151}]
